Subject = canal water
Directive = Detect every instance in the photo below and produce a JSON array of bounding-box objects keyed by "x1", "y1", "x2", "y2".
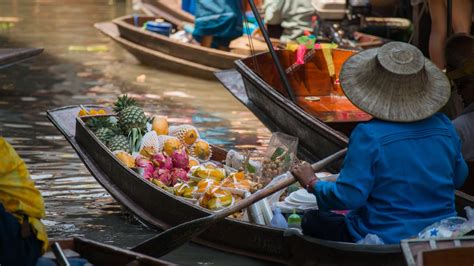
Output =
[{"x1": 0, "y1": 0, "x2": 271, "y2": 264}]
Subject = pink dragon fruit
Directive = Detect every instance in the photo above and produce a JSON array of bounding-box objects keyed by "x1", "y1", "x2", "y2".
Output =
[
  {"x1": 136, "y1": 157, "x2": 155, "y2": 178},
  {"x1": 152, "y1": 152, "x2": 173, "y2": 170},
  {"x1": 153, "y1": 168, "x2": 172, "y2": 186},
  {"x1": 170, "y1": 168, "x2": 189, "y2": 185},
  {"x1": 171, "y1": 149, "x2": 189, "y2": 169}
]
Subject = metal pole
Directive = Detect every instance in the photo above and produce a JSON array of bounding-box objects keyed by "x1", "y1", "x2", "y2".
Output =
[
  {"x1": 447, "y1": 0, "x2": 452, "y2": 38},
  {"x1": 247, "y1": 0, "x2": 296, "y2": 103}
]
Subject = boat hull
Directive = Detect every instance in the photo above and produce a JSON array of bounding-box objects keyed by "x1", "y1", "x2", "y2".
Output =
[
  {"x1": 114, "y1": 15, "x2": 243, "y2": 70},
  {"x1": 94, "y1": 22, "x2": 217, "y2": 79},
  {"x1": 48, "y1": 106, "x2": 404, "y2": 265}
]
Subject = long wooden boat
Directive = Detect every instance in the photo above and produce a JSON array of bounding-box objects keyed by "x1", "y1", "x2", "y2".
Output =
[
  {"x1": 215, "y1": 49, "x2": 474, "y2": 210},
  {"x1": 48, "y1": 105, "x2": 409, "y2": 265},
  {"x1": 0, "y1": 48, "x2": 43, "y2": 70},
  {"x1": 94, "y1": 22, "x2": 217, "y2": 79},
  {"x1": 113, "y1": 15, "x2": 245, "y2": 70},
  {"x1": 46, "y1": 237, "x2": 173, "y2": 265}
]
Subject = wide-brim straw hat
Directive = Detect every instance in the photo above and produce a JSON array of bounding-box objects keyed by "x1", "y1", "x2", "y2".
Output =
[{"x1": 339, "y1": 41, "x2": 451, "y2": 122}]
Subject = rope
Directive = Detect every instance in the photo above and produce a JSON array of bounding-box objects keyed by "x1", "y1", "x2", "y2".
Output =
[
  {"x1": 240, "y1": 1, "x2": 260, "y2": 74},
  {"x1": 408, "y1": 1, "x2": 427, "y2": 44}
]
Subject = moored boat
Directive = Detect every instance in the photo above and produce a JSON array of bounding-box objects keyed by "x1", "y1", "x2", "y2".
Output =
[
  {"x1": 94, "y1": 22, "x2": 218, "y2": 79},
  {"x1": 113, "y1": 15, "x2": 245, "y2": 70},
  {"x1": 44, "y1": 237, "x2": 173, "y2": 265},
  {"x1": 48, "y1": 105, "x2": 408, "y2": 265},
  {"x1": 0, "y1": 48, "x2": 43, "y2": 69}
]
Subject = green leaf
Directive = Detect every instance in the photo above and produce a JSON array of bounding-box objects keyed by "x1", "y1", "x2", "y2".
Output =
[
  {"x1": 271, "y1": 147, "x2": 285, "y2": 161},
  {"x1": 282, "y1": 153, "x2": 291, "y2": 169},
  {"x1": 246, "y1": 163, "x2": 256, "y2": 174}
]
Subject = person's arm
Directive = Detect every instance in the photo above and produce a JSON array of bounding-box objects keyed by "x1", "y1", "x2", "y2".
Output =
[
  {"x1": 450, "y1": 117, "x2": 469, "y2": 188},
  {"x1": 314, "y1": 124, "x2": 378, "y2": 210}
]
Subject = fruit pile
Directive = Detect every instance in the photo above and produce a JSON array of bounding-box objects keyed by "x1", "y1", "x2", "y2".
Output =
[{"x1": 81, "y1": 95, "x2": 258, "y2": 211}]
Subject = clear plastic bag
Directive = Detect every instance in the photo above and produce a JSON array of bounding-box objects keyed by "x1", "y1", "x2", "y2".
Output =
[
  {"x1": 418, "y1": 207, "x2": 474, "y2": 239},
  {"x1": 357, "y1": 234, "x2": 384, "y2": 245},
  {"x1": 225, "y1": 149, "x2": 261, "y2": 173},
  {"x1": 258, "y1": 132, "x2": 299, "y2": 187}
]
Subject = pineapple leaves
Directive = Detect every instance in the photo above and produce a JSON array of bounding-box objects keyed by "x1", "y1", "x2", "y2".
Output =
[{"x1": 129, "y1": 128, "x2": 143, "y2": 153}]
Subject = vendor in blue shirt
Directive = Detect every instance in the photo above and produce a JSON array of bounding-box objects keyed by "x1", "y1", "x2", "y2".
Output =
[{"x1": 291, "y1": 42, "x2": 469, "y2": 244}]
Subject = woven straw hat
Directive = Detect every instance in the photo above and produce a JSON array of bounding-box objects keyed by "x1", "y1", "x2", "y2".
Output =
[{"x1": 339, "y1": 42, "x2": 451, "y2": 122}]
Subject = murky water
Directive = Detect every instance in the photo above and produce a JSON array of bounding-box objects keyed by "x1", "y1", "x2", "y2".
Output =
[{"x1": 0, "y1": 0, "x2": 271, "y2": 264}]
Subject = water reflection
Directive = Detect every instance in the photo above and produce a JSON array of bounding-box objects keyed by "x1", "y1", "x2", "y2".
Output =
[{"x1": 0, "y1": 0, "x2": 271, "y2": 264}]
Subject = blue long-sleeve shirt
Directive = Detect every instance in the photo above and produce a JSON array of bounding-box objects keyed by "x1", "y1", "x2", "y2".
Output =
[{"x1": 313, "y1": 113, "x2": 468, "y2": 244}]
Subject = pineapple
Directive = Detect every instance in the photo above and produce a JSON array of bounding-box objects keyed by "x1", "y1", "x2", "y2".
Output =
[
  {"x1": 86, "y1": 116, "x2": 114, "y2": 132},
  {"x1": 114, "y1": 95, "x2": 147, "y2": 153},
  {"x1": 113, "y1": 95, "x2": 138, "y2": 114},
  {"x1": 118, "y1": 105, "x2": 147, "y2": 133},
  {"x1": 95, "y1": 127, "x2": 116, "y2": 145},
  {"x1": 108, "y1": 135, "x2": 130, "y2": 153}
]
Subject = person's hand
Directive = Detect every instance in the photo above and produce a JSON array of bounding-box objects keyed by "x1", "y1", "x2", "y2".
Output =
[{"x1": 291, "y1": 161, "x2": 317, "y2": 190}]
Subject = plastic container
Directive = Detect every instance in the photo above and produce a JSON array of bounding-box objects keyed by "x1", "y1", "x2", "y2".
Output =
[
  {"x1": 270, "y1": 208, "x2": 288, "y2": 229},
  {"x1": 288, "y1": 209, "x2": 302, "y2": 229},
  {"x1": 145, "y1": 21, "x2": 172, "y2": 37}
]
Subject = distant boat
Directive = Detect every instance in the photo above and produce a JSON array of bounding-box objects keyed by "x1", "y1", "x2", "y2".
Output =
[{"x1": 0, "y1": 48, "x2": 43, "y2": 70}]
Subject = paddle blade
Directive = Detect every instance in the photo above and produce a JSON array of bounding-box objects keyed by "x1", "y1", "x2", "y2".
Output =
[{"x1": 132, "y1": 215, "x2": 215, "y2": 258}]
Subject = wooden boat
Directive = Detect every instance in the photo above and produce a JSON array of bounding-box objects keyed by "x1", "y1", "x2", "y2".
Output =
[
  {"x1": 113, "y1": 15, "x2": 245, "y2": 70},
  {"x1": 0, "y1": 48, "x2": 43, "y2": 70},
  {"x1": 401, "y1": 237, "x2": 474, "y2": 266},
  {"x1": 48, "y1": 105, "x2": 409, "y2": 265},
  {"x1": 215, "y1": 49, "x2": 474, "y2": 209},
  {"x1": 45, "y1": 237, "x2": 173, "y2": 265},
  {"x1": 139, "y1": 0, "x2": 388, "y2": 50},
  {"x1": 94, "y1": 22, "x2": 217, "y2": 79}
]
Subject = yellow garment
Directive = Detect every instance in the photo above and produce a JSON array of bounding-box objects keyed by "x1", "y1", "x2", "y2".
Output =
[{"x1": 0, "y1": 137, "x2": 48, "y2": 253}]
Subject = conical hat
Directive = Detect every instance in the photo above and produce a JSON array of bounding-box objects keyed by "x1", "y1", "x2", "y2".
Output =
[{"x1": 339, "y1": 42, "x2": 451, "y2": 122}]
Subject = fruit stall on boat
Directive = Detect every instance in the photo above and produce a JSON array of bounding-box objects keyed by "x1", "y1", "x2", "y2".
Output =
[
  {"x1": 48, "y1": 98, "x2": 413, "y2": 265},
  {"x1": 215, "y1": 48, "x2": 474, "y2": 212}
]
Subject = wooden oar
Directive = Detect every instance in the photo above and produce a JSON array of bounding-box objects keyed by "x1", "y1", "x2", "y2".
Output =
[{"x1": 132, "y1": 148, "x2": 347, "y2": 258}]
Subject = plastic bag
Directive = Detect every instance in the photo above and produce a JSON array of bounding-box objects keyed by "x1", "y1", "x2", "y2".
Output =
[
  {"x1": 225, "y1": 149, "x2": 261, "y2": 173},
  {"x1": 258, "y1": 132, "x2": 298, "y2": 187},
  {"x1": 418, "y1": 207, "x2": 474, "y2": 239},
  {"x1": 357, "y1": 234, "x2": 384, "y2": 245}
]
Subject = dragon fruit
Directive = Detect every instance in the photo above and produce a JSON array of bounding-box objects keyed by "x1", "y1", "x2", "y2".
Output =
[
  {"x1": 152, "y1": 152, "x2": 173, "y2": 170},
  {"x1": 135, "y1": 157, "x2": 155, "y2": 180},
  {"x1": 171, "y1": 149, "x2": 189, "y2": 169},
  {"x1": 170, "y1": 168, "x2": 188, "y2": 185},
  {"x1": 153, "y1": 168, "x2": 172, "y2": 186}
]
